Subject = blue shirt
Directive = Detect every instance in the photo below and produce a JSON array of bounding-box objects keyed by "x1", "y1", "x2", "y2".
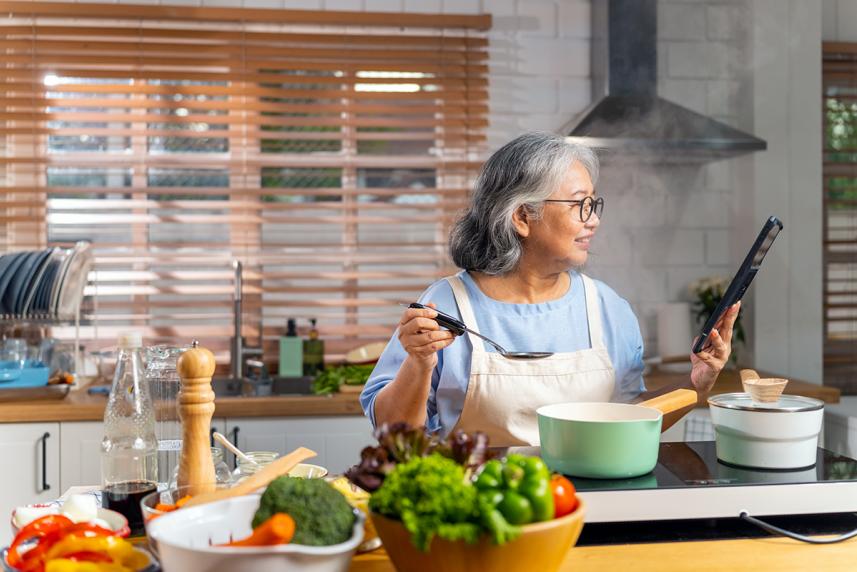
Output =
[{"x1": 360, "y1": 271, "x2": 646, "y2": 435}]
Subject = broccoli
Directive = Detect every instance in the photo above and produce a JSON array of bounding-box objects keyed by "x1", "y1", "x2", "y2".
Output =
[{"x1": 253, "y1": 476, "x2": 356, "y2": 546}]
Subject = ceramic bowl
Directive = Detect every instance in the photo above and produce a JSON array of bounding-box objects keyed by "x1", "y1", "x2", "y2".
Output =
[
  {"x1": 742, "y1": 377, "x2": 789, "y2": 403},
  {"x1": 148, "y1": 495, "x2": 364, "y2": 572},
  {"x1": 371, "y1": 498, "x2": 586, "y2": 572},
  {"x1": 287, "y1": 463, "x2": 329, "y2": 479},
  {"x1": 10, "y1": 504, "x2": 130, "y2": 538}
]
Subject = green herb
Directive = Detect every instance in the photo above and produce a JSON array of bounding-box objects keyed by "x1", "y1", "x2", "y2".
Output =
[
  {"x1": 311, "y1": 363, "x2": 375, "y2": 395},
  {"x1": 253, "y1": 476, "x2": 355, "y2": 546},
  {"x1": 369, "y1": 454, "x2": 483, "y2": 551}
]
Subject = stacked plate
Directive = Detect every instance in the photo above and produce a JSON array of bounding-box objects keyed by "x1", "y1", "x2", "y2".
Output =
[{"x1": 0, "y1": 242, "x2": 93, "y2": 320}]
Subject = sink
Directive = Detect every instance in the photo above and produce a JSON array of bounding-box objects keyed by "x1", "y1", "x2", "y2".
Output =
[
  {"x1": 210, "y1": 376, "x2": 314, "y2": 398},
  {"x1": 211, "y1": 377, "x2": 246, "y2": 397}
]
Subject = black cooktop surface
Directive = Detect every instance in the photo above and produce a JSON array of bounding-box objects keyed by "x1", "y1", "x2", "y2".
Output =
[{"x1": 567, "y1": 441, "x2": 857, "y2": 492}]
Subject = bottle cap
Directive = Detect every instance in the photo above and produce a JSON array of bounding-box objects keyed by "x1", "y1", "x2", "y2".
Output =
[
  {"x1": 116, "y1": 331, "x2": 143, "y2": 349},
  {"x1": 286, "y1": 318, "x2": 297, "y2": 337}
]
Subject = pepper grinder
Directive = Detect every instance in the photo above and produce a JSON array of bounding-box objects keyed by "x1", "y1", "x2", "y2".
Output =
[{"x1": 176, "y1": 340, "x2": 217, "y2": 496}]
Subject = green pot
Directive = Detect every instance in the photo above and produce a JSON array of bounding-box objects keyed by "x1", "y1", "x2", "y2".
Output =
[{"x1": 537, "y1": 402, "x2": 662, "y2": 479}]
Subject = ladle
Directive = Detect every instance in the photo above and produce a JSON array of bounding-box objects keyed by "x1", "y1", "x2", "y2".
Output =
[
  {"x1": 405, "y1": 302, "x2": 553, "y2": 360},
  {"x1": 212, "y1": 431, "x2": 258, "y2": 467}
]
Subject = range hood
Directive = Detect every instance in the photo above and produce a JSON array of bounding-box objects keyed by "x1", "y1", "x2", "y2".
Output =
[{"x1": 562, "y1": 0, "x2": 766, "y2": 162}]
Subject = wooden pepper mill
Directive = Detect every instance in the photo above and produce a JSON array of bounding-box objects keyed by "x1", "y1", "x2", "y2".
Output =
[{"x1": 176, "y1": 340, "x2": 217, "y2": 496}]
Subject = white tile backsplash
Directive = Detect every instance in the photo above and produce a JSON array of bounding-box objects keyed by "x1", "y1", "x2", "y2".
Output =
[
  {"x1": 636, "y1": 229, "x2": 706, "y2": 266},
  {"x1": 517, "y1": 37, "x2": 590, "y2": 76},
  {"x1": 659, "y1": 1, "x2": 707, "y2": 41},
  {"x1": 705, "y1": 230, "x2": 731, "y2": 266},
  {"x1": 557, "y1": 1, "x2": 590, "y2": 39},
  {"x1": 517, "y1": 0, "x2": 556, "y2": 37}
]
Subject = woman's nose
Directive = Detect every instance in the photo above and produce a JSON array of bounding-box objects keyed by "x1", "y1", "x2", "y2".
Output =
[{"x1": 585, "y1": 212, "x2": 600, "y2": 228}]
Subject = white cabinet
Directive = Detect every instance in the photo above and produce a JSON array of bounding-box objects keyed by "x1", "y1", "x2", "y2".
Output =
[
  {"x1": 225, "y1": 416, "x2": 374, "y2": 474},
  {"x1": 60, "y1": 421, "x2": 103, "y2": 492},
  {"x1": 0, "y1": 423, "x2": 60, "y2": 546},
  {"x1": 60, "y1": 418, "x2": 227, "y2": 490},
  {"x1": 824, "y1": 396, "x2": 857, "y2": 457}
]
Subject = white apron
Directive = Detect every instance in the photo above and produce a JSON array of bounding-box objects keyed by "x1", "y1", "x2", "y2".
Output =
[{"x1": 447, "y1": 273, "x2": 616, "y2": 446}]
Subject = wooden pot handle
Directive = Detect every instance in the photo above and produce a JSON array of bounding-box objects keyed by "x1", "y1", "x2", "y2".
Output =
[{"x1": 639, "y1": 389, "x2": 699, "y2": 433}]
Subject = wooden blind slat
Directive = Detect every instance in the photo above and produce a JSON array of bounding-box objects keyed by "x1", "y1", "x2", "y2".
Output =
[{"x1": 0, "y1": 1, "x2": 492, "y2": 30}]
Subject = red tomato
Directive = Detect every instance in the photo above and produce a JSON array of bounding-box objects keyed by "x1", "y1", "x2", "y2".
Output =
[{"x1": 550, "y1": 474, "x2": 578, "y2": 518}]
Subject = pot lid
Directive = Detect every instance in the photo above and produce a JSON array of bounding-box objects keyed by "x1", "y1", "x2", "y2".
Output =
[{"x1": 708, "y1": 393, "x2": 824, "y2": 413}]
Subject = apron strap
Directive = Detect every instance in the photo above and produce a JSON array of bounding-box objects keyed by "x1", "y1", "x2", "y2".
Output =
[
  {"x1": 445, "y1": 274, "x2": 486, "y2": 355},
  {"x1": 581, "y1": 274, "x2": 606, "y2": 350}
]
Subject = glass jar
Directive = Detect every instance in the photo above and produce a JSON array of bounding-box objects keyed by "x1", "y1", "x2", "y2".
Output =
[
  {"x1": 169, "y1": 447, "x2": 232, "y2": 488},
  {"x1": 145, "y1": 345, "x2": 185, "y2": 485},
  {"x1": 231, "y1": 451, "x2": 280, "y2": 483}
]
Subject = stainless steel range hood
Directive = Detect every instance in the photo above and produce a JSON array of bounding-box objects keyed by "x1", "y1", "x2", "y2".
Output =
[{"x1": 562, "y1": 0, "x2": 766, "y2": 162}]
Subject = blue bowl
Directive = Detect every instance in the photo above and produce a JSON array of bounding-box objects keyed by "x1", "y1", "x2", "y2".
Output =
[{"x1": 0, "y1": 361, "x2": 22, "y2": 382}]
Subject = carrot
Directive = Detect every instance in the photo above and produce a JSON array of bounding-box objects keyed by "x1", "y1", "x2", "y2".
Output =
[
  {"x1": 222, "y1": 513, "x2": 295, "y2": 547},
  {"x1": 175, "y1": 495, "x2": 192, "y2": 508},
  {"x1": 154, "y1": 502, "x2": 178, "y2": 512}
]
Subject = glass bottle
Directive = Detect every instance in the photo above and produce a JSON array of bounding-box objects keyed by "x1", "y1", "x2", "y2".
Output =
[
  {"x1": 302, "y1": 318, "x2": 324, "y2": 376},
  {"x1": 100, "y1": 331, "x2": 157, "y2": 536},
  {"x1": 231, "y1": 451, "x2": 280, "y2": 483}
]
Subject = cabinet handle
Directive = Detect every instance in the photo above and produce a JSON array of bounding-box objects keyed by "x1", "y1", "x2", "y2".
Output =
[
  {"x1": 231, "y1": 426, "x2": 240, "y2": 469},
  {"x1": 40, "y1": 432, "x2": 50, "y2": 492}
]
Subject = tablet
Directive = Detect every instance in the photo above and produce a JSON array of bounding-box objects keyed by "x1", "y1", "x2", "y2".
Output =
[{"x1": 691, "y1": 216, "x2": 783, "y2": 354}]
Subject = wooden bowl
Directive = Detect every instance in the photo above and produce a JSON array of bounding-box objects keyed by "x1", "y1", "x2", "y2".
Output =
[
  {"x1": 742, "y1": 378, "x2": 789, "y2": 403},
  {"x1": 345, "y1": 342, "x2": 386, "y2": 364},
  {"x1": 371, "y1": 499, "x2": 585, "y2": 572}
]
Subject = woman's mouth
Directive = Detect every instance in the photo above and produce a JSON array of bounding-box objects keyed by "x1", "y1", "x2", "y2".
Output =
[{"x1": 575, "y1": 235, "x2": 592, "y2": 250}]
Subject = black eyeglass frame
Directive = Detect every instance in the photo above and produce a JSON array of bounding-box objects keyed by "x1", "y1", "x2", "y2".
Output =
[{"x1": 543, "y1": 196, "x2": 604, "y2": 222}]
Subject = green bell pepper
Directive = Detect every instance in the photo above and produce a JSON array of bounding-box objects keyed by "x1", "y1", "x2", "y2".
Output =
[{"x1": 474, "y1": 454, "x2": 555, "y2": 524}]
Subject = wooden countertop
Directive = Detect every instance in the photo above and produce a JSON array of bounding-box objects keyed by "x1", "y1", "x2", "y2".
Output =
[
  {"x1": 0, "y1": 366, "x2": 839, "y2": 423},
  {"x1": 350, "y1": 536, "x2": 856, "y2": 571},
  {"x1": 0, "y1": 387, "x2": 365, "y2": 423}
]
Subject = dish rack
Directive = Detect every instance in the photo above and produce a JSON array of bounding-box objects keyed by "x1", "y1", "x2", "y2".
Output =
[{"x1": 0, "y1": 241, "x2": 94, "y2": 398}]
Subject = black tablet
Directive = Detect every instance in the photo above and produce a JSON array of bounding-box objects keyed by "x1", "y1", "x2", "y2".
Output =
[{"x1": 691, "y1": 216, "x2": 783, "y2": 354}]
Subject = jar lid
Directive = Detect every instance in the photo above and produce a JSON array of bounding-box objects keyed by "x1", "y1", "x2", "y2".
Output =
[
  {"x1": 708, "y1": 392, "x2": 824, "y2": 412},
  {"x1": 117, "y1": 331, "x2": 143, "y2": 349}
]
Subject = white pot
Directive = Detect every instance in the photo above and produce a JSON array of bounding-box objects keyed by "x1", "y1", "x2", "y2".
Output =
[{"x1": 708, "y1": 393, "x2": 824, "y2": 470}]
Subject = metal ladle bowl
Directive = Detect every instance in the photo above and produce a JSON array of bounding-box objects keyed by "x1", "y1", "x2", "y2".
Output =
[{"x1": 406, "y1": 302, "x2": 553, "y2": 360}]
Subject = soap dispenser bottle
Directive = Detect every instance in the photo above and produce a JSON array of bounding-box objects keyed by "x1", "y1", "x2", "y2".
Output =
[
  {"x1": 303, "y1": 318, "x2": 325, "y2": 377},
  {"x1": 278, "y1": 318, "x2": 303, "y2": 378}
]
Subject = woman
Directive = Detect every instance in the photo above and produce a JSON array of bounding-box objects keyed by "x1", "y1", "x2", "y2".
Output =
[{"x1": 360, "y1": 132, "x2": 738, "y2": 446}]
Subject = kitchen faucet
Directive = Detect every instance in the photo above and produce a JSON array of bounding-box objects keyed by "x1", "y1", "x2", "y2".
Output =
[{"x1": 230, "y1": 260, "x2": 262, "y2": 382}]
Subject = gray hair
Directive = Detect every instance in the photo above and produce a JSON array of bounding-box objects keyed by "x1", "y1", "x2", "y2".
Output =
[{"x1": 448, "y1": 132, "x2": 600, "y2": 275}]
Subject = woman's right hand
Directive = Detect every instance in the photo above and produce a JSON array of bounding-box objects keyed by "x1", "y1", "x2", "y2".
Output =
[{"x1": 398, "y1": 302, "x2": 456, "y2": 369}]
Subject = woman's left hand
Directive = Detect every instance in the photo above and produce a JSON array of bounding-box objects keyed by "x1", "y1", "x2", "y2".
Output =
[{"x1": 690, "y1": 302, "x2": 740, "y2": 393}]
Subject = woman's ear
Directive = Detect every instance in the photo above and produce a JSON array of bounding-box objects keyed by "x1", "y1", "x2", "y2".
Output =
[{"x1": 512, "y1": 205, "x2": 531, "y2": 238}]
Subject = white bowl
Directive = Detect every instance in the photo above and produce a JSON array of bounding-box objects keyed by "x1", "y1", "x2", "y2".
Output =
[
  {"x1": 288, "y1": 463, "x2": 329, "y2": 479},
  {"x1": 10, "y1": 504, "x2": 130, "y2": 538},
  {"x1": 148, "y1": 494, "x2": 364, "y2": 572}
]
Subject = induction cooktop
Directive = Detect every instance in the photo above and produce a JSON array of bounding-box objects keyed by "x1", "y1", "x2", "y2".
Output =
[{"x1": 558, "y1": 442, "x2": 857, "y2": 523}]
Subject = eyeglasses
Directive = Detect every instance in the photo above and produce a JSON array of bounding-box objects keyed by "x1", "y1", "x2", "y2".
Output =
[{"x1": 543, "y1": 196, "x2": 604, "y2": 223}]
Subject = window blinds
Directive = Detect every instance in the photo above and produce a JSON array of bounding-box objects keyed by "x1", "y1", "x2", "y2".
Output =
[
  {"x1": 0, "y1": 1, "x2": 490, "y2": 365},
  {"x1": 823, "y1": 42, "x2": 857, "y2": 392}
]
